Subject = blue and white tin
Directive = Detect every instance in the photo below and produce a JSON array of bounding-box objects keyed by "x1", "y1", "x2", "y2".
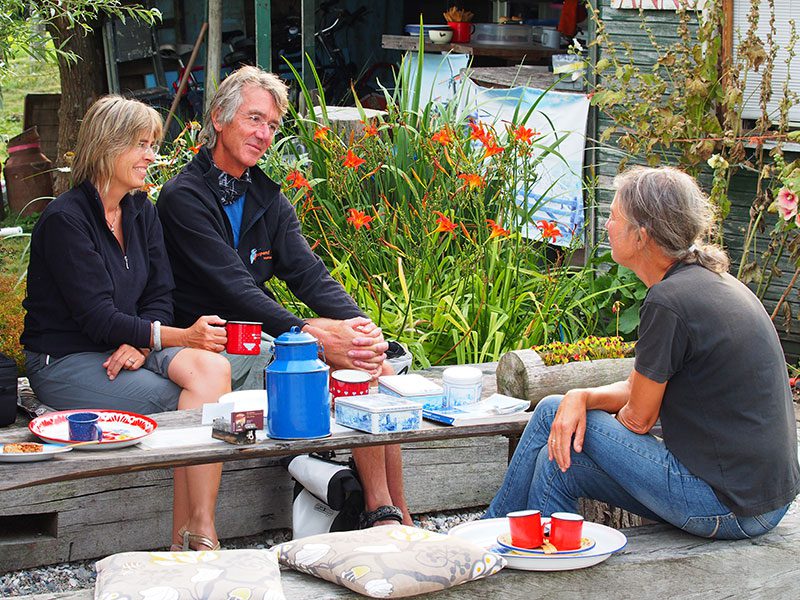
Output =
[
  {"x1": 378, "y1": 374, "x2": 445, "y2": 410},
  {"x1": 442, "y1": 366, "x2": 483, "y2": 407},
  {"x1": 335, "y1": 393, "x2": 422, "y2": 434}
]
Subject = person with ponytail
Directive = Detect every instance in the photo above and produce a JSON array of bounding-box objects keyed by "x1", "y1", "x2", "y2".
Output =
[{"x1": 485, "y1": 166, "x2": 799, "y2": 539}]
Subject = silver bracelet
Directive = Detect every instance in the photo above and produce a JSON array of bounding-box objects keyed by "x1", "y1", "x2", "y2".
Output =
[{"x1": 153, "y1": 320, "x2": 162, "y2": 352}]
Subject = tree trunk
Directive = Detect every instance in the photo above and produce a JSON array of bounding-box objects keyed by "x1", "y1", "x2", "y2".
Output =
[{"x1": 47, "y1": 17, "x2": 108, "y2": 195}]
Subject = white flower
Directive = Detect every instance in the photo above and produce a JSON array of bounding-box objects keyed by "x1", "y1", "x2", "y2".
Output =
[
  {"x1": 295, "y1": 543, "x2": 330, "y2": 565},
  {"x1": 139, "y1": 587, "x2": 180, "y2": 600},
  {"x1": 364, "y1": 579, "x2": 394, "y2": 598},
  {"x1": 571, "y1": 38, "x2": 584, "y2": 53},
  {"x1": 191, "y1": 567, "x2": 224, "y2": 582},
  {"x1": 707, "y1": 154, "x2": 729, "y2": 170}
]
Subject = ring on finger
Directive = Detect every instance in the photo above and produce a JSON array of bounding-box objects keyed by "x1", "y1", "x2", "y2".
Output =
[{"x1": 127, "y1": 358, "x2": 135, "y2": 364}]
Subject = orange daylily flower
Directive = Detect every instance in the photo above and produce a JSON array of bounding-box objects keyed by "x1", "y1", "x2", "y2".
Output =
[
  {"x1": 346, "y1": 208, "x2": 374, "y2": 230},
  {"x1": 510, "y1": 125, "x2": 538, "y2": 144},
  {"x1": 286, "y1": 170, "x2": 311, "y2": 190},
  {"x1": 343, "y1": 150, "x2": 366, "y2": 170},
  {"x1": 433, "y1": 211, "x2": 458, "y2": 236},
  {"x1": 468, "y1": 121, "x2": 491, "y2": 145},
  {"x1": 486, "y1": 219, "x2": 510, "y2": 239},
  {"x1": 537, "y1": 220, "x2": 562, "y2": 242},
  {"x1": 483, "y1": 141, "x2": 504, "y2": 158},
  {"x1": 458, "y1": 173, "x2": 486, "y2": 190},
  {"x1": 362, "y1": 121, "x2": 379, "y2": 137},
  {"x1": 431, "y1": 127, "x2": 454, "y2": 146},
  {"x1": 189, "y1": 143, "x2": 203, "y2": 154},
  {"x1": 314, "y1": 126, "x2": 330, "y2": 141}
]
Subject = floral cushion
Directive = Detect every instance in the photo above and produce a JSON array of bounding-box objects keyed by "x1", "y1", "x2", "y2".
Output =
[
  {"x1": 273, "y1": 524, "x2": 505, "y2": 598},
  {"x1": 95, "y1": 549, "x2": 285, "y2": 600}
]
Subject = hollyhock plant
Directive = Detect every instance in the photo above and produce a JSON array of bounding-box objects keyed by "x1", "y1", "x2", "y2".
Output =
[{"x1": 777, "y1": 188, "x2": 798, "y2": 221}]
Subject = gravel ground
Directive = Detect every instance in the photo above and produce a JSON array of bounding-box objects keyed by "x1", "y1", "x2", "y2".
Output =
[{"x1": 0, "y1": 508, "x2": 486, "y2": 598}]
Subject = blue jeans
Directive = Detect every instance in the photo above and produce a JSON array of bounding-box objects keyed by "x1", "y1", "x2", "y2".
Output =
[{"x1": 485, "y1": 395, "x2": 790, "y2": 540}]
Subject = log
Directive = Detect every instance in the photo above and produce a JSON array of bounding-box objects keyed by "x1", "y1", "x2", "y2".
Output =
[{"x1": 496, "y1": 350, "x2": 635, "y2": 407}]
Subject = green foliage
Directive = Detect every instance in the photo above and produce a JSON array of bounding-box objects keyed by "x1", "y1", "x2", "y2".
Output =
[
  {"x1": 533, "y1": 335, "x2": 635, "y2": 367},
  {"x1": 255, "y1": 54, "x2": 623, "y2": 367},
  {"x1": 0, "y1": 0, "x2": 161, "y2": 83},
  {"x1": 0, "y1": 273, "x2": 25, "y2": 373}
]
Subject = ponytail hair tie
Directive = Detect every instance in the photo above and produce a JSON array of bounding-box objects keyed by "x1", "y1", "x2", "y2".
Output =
[{"x1": 688, "y1": 244, "x2": 698, "y2": 253}]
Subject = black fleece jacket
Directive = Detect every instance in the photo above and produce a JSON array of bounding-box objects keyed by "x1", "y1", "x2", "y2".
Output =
[
  {"x1": 157, "y1": 147, "x2": 364, "y2": 336},
  {"x1": 21, "y1": 181, "x2": 173, "y2": 357}
]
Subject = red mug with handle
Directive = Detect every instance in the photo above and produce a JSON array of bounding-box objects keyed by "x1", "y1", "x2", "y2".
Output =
[
  {"x1": 507, "y1": 509, "x2": 544, "y2": 549},
  {"x1": 225, "y1": 321, "x2": 262, "y2": 355},
  {"x1": 548, "y1": 512, "x2": 584, "y2": 550},
  {"x1": 448, "y1": 21, "x2": 474, "y2": 43}
]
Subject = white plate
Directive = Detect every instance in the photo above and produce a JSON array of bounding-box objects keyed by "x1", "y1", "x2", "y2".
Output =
[
  {"x1": 0, "y1": 443, "x2": 73, "y2": 462},
  {"x1": 29, "y1": 410, "x2": 157, "y2": 450},
  {"x1": 449, "y1": 518, "x2": 627, "y2": 571}
]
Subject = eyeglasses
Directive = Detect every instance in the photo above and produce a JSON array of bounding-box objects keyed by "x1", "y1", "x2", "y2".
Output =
[
  {"x1": 238, "y1": 111, "x2": 280, "y2": 135},
  {"x1": 135, "y1": 140, "x2": 160, "y2": 155}
]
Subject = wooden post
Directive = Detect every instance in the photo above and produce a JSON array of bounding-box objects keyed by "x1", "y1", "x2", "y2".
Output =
[
  {"x1": 204, "y1": 0, "x2": 222, "y2": 112},
  {"x1": 255, "y1": 0, "x2": 272, "y2": 71},
  {"x1": 301, "y1": 0, "x2": 315, "y2": 88}
]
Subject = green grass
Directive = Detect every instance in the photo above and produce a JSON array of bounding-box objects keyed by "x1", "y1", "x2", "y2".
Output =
[{"x1": 0, "y1": 56, "x2": 61, "y2": 163}]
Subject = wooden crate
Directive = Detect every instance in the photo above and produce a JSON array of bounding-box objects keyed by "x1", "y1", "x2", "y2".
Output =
[{"x1": 23, "y1": 93, "x2": 61, "y2": 163}]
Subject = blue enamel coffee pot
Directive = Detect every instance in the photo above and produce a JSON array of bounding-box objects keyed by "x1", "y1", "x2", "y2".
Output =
[{"x1": 265, "y1": 326, "x2": 330, "y2": 439}]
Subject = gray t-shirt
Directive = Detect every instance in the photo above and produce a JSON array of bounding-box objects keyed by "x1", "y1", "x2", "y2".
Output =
[{"x1": 635, "y1": 262, "x2": 799, "y2": 516}]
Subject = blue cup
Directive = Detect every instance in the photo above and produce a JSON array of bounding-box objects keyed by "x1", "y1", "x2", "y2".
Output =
[{"x1": 67, "y1": 412, "x2": 103, "y2": 442}]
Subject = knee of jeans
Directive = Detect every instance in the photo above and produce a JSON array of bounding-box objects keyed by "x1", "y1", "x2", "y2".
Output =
[{"x1": 533, "y1": 394, "x2": 563, "y2": 415}]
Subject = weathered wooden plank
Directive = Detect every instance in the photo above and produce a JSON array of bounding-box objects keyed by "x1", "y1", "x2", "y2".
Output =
[{"x1": 0, "y1": 436, "x2": 513, "y2": 572}]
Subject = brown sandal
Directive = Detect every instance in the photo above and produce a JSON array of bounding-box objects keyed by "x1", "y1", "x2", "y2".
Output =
[{"x1": 172, "y1": 526, "x2": 220, "y2": 551}]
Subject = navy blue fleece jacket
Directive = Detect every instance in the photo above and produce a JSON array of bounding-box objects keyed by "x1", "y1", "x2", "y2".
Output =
[
  {"x1": 21, "y1": 181, "x2": 173, "y2": 357},
  {"x1": 157, "y1": 147, "x2": 364, "y2": 336}
]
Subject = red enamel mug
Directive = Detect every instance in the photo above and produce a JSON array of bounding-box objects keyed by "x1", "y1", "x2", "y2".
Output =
[
  {"x1": 507, "y1": 509, "x2": 544, "y2": 549},
  {"x1": 548, "y1": 512, "x2": 584, "y2": 550},
  {"x1": 448, "y1": 21, "x2": 475, "y2": 43},
  {"x1": 225, "y1": 321, "x2": 262, "y2": 355},
  {"x1": 330, "y1": 369, "x2": 371, "y2": 401}
]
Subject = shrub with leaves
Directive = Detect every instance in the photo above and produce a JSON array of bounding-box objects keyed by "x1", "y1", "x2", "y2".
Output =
[
  {"x1": 0, "y1": 274, "x2": 25, "y2": 373},
  {"x1": 533, "y1": 335, "x2": 635, "y2": 367}
]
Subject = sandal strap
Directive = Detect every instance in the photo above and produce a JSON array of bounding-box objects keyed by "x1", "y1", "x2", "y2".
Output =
[
  {"x1": 178, "y1": 527, "x2": 220, "y2": 551},
  {"x1": 359, "y1": 505, "x2": 404, "y2": 529}
]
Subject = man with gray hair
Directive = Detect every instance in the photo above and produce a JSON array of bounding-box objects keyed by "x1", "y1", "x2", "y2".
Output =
[{"x1": 158, "y1": 66, "x2": 411, "y2": 528}]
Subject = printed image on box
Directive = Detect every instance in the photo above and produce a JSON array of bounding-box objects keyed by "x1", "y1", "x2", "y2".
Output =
[
  {"x1": 378, "y1": 374, "x2": 445, "y2": 410},
  {"x1": 335, "y1": 393, "x2": 422, "y2": 434}
]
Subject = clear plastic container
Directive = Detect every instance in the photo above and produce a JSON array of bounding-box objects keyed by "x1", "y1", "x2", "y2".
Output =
[{"x1": 471, "y1": 23, "x2": 533, "y2": 46}]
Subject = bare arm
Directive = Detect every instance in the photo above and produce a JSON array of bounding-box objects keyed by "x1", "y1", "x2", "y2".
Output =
[{"x1": 549, "y1": 370, "x2": 665, "y2": 471}]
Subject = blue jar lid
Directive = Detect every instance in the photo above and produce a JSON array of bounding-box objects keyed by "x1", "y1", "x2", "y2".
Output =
[{"x1": 274, "y1": 325, "x2": 318, "y2": 345}]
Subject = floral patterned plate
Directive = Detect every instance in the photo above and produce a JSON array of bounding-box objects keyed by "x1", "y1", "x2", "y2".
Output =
[{"x1": 29, "y1": 410, "x2": 157, "y2": 450}]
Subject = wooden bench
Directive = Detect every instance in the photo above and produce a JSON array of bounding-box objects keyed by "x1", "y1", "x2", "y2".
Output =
[{"x1": 0, "y1": 364, "x2": 532, "y2": 572}]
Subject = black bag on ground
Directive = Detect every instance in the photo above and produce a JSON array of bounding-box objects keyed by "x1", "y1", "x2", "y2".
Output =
[
  {"x1": 287, "y1": 452, "x2": 364, "y2": 538},
  {"x1": 0, "y1": 353, "x2": 18, "y2": 427}
]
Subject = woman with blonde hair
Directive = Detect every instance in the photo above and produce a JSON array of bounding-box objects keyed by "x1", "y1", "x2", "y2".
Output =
[
  {"x1": 22, "y1": 95, "x2": 230, "y2": 551},
  {"x1": 485, "y1": 166, "x2": 799, "y2": 539}
]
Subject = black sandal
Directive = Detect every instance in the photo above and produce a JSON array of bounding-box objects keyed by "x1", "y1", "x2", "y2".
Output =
[{"x1": 359, "y1": 505, "x2": 404, "y2": 529}]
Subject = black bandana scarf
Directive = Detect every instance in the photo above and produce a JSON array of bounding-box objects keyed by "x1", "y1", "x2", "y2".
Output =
[{"x1": 215, "y1": 166, "x2": 252, "y2": 206}]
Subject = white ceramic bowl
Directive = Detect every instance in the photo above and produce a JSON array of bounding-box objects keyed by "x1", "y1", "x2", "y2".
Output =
[{"x1": 429, "y1": 29, "x2": 453, "y2": 44}]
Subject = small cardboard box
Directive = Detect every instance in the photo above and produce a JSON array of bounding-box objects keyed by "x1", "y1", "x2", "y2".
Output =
[
  {"x1": 335, "y1": 393, "x2": 422, "y2": 434},
  {"x1": 377, "y1": 374, "x2": 445, "y2": 410}
]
